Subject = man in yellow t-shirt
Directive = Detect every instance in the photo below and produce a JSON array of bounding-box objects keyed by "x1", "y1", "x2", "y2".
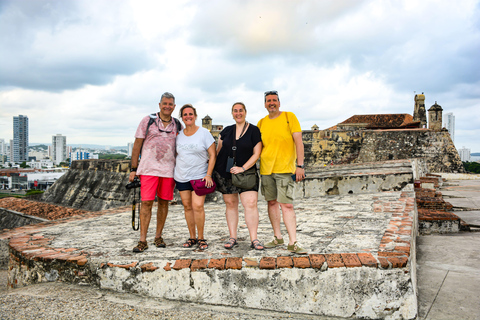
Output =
[{"x1": 257, "y1": 91, "x2": 307, "y2": 254}]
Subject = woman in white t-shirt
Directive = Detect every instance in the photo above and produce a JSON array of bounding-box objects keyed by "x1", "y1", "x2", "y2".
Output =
[{"x1": 174, "y1": 104, "x2": 216, "y2": 250}]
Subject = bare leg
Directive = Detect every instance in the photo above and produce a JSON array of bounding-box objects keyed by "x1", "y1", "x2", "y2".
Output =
[
  {"x1": 179, "y1": 191, "x2": 196, "y2": 239},
  {"x1": 139, "y1": 200, "x2": 154, "y2": 242},
  {"x1": 267, "y1": 199, "x2": 283, "y2": 240},
  {"x1": 223, "y1": 193, "x2": 239, "y2": 239},
  {"x1": 192, "y1": 193, "x2": 206, "y2": 240},
  {"x1": 155, "y1": 199, "x2": 168, "y2": 239},
  {"x1": 240, "y1": 191, "x2": 259, "y2": 241},
  {"x1": 279, "y1": 203, "x2": 297, "y2": 245}
]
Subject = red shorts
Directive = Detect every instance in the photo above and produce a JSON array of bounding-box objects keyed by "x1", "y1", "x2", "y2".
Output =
[{"x1": 139, "y1": 175, "x2": 175, "y2": 201}]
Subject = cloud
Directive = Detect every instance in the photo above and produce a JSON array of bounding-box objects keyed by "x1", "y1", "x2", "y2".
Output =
[{"x1": 0, "y1": 0, "x2": 156, "y2": 92}]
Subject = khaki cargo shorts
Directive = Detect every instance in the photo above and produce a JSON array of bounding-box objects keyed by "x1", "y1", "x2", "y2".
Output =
[{"x1": 261, "y1": 173, "x2": 294, "y2": 204}]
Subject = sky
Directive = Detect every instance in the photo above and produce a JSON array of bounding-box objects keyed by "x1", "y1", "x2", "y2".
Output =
[{"x1": 1, "y1": 0, "x2": 479, "y2": 152}]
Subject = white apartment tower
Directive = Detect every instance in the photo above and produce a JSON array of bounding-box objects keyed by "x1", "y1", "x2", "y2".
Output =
[
  {"x1": 52, "y1": 134, "x2": 67, "y2": 165},
  {"x1": 458, "y1": 146, "x2": 471, "y2": 162},
  {"x1": 443, "y1": 112, "x2": 455, "y2": 144},
  {"x1": 13, "y1": 115, "x2": 29, "y2": 162}
]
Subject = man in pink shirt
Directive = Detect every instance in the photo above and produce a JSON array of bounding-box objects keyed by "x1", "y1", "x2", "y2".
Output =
[{"x1": 129, "y1": 92, "x2": 181, "y2": 252}]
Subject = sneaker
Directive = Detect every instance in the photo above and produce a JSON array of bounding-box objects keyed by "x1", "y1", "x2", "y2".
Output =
[
  {"x1": 154, "y1": 236, "x2": 166, "y2": 248},
  {"x1": 133, "y1": 241, "x2": 148, "y2": 253},
  {"x1": 264, "y1": 236, "x2": 284, "y2": 248},
  {"x1": 287, "y1": 241, "x2": 308, "y2": 254}
]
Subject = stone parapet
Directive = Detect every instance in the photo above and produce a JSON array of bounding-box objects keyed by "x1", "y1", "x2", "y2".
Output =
[{"x1": 3, "y1": 190, "x2": 418, "y2": 319}]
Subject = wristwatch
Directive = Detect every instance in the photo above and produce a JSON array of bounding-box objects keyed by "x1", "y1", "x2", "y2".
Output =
[
  {"x1": 130, "y1": 167, "x2": 137, "y2": 172},
  {"x1": 296, "y1": 165, "x2": 304, "y2": 169}
]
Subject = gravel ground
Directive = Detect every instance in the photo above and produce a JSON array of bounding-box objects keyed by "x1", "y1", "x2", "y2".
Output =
[{"x1": 0, "y1": 270, "x2": 337, "y2": 320}]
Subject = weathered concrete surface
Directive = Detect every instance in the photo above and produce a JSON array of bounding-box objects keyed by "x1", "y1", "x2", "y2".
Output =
[
  {"x1": 4, "y1": 189, "x2": 418, "y2": 319},
  {"x1": 0, "y1": 208, "x2": 48, "y2": 229}
]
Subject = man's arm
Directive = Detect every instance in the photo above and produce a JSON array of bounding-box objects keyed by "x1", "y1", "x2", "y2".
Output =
[
  {"x1": 292, "y1": 132, "x2": 305, "y2": 181},
  {"x1": 129, "y1": 137, "x2": 144, "y2": 182}
]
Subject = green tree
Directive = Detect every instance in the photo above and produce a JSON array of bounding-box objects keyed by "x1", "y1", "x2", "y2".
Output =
[
  {"x1": 463, "y1": 162, "x2": 480, "y2": 174},
  {"x1": 20, "y1": 161, "x2": 30, "y2": 168}
]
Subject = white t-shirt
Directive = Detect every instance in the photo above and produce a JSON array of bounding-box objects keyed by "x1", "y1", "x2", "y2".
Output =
[{"x1": 174, "y1": 127, "x2": 215, "y2": 183}]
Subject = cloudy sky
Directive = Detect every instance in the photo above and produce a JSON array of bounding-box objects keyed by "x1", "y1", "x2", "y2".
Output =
[{"x1": 1, "y1": 0, "x2": 479, "y2": 152}]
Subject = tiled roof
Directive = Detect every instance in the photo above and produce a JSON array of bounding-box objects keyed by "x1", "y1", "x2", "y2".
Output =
[{"x1": 339, "y1": 114, "x2": 419, "y2": 129}]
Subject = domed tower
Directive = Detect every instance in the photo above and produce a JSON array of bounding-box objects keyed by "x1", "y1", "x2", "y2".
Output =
[
  {"x1": 202, "y1": 115, "x2": 212, "y2": 131},
  {"x1": 428, "y1": 101, "x2": 443, "y2": 131},
  {"x1": 413, "y1": 93, "x2": 427, "y2": 128}
]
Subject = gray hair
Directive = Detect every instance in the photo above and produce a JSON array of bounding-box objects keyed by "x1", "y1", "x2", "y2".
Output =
[{"x1": 160, "y1": 92, "x2": 175, "y2": 103}]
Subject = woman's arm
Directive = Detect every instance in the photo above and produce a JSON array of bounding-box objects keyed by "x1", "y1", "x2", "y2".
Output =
[
  {"x1": 216, "y1": 136, "x2": 223, "y2": 155},
  {"x1": 203, "y1": 142, "x2": 217, "y2": 187},
  {"x1": 230, "y1": 141, "x2": 262, "y2": 174}
]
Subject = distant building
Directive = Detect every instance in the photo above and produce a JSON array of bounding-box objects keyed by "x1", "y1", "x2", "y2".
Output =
[
  {"x1": 127, "y1": 142, "x2": 134, "y2": 157},
  {"x1": 0, "y1": 139, "x2": 5, "y2": 164},
  {"x1": 70, "y1": 151, "x2": 99, "y2": 165},
  {"x1": 428, "y1": 102, "x2": 443, "y2": 131},
  {"x1": 201, "y1": 115, "x2": 223, "y2": 140},
  {"x1": 52, "y1": 134, "x2": 67, "y2": 165},
  {"x1": 13, "y1": 115, "x2": 29, "y2": 162},
  {"x1": 443, "y1": 112, "x2": 455, "y2": 144},
  {"x1": 458, "y1": 146, "x2": 471, "y2": 162},
  {"x1": 413, "y1": 93, "x2": 427, "y2": 128}
]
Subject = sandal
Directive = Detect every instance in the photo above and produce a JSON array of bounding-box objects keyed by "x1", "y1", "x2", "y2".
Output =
[
  {"x1": 224, "y1": 237, "x2": 237, "y2": 249},
  {"x1": 183, "y1": 238, "x2": 197, "y2": 248},
  {"x1": 197, "y1": 239, "x2": 208, "y2": 250},
  {"x1": 250, "y1": 239, "x2": 264, "y2": 250},
  {"x1": 133, "y1": 241, "x2": 148, "y2": 253},
  {"x1": 154, "y1": 236, "x2": 166, "y2": 248}
]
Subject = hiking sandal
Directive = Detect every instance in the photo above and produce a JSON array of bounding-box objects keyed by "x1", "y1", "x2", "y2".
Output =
[
  {"x1": 224, "y1": 237, "x2": 237, "y2": 249},
  {"x1": 154, "y1": 236, "x2": 166, "y2": 248},
  {"x1": 183, "y1": 238, "x2": 197, "y2": 248},
  {"x1": 250, "y1": 239, "x2": 264, "y2": 250},
  {"x1": 198, "y1": 239, "x2": 208, "y2": 250},
  {"x1": 133, "y1": 241, "x2": 148, "y2": 253}
]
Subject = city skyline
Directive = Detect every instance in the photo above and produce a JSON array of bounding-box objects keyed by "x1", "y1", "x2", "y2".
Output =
[{"x1": 1, "y1": 1, "x2": 479, "y2": 152}]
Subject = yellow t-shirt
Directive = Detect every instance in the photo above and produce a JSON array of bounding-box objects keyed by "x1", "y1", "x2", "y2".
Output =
[{"x1": 257, "y1": 111, "x2": 301, "y2": 175}]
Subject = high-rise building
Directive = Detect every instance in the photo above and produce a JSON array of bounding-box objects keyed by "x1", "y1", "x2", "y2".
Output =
[
  {"x1": 52, "y1": 134, "x2": 67, "y2": 165},
  {"x1": 13, "y1": 115, "x2": 29, "y2": 163},
  {"x1": 127, "y1": 142, "x2": 134, "y2": 157},
  {"x1": 0, "y1": 139, "x2": 5, "y2": 164},
  {"x1": 458, "y1": 146, "x2": 471, "y2": 162},
  {"x1": 443, "y1": 112, "x2": 455, "y2": 144}
]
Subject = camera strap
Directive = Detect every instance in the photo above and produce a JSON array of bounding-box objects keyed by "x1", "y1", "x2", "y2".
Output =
[{"x1": 132, "y1": 188, "x2": 140, "y2": 231}]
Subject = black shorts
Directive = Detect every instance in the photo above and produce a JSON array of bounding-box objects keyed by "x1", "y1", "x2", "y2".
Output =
[{"x1": 175, "y1": 180, "x2": 194, "y2": 192}]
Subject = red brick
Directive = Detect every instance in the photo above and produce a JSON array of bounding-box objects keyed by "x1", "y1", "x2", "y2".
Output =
[
  {"x1": 259, "y1": 257, "x2": 276, "y2": 269},
  {"x1": 341, "y1": 253, "x2": 361, "y2": 268},
  {"x1": 191, "y1": 259, "x2": 209, "y2": 271},
  {"x1": 141, "y1": 262, "x2": 159, "y2": 272},
  {"x1": 293, "y1": 256, "x2": 310, "y2": 268},
  {"x1": 378, "y1": 257, "x2": 389, "y2": 269},
  {"x1": 243, "y1": 258, "x2": 259, "y2": 268},
  {"x1": 277, "y1": 256, "x2": 293, "y2": 268},
  {"x1": 309, "y1": 254, "x2": 326, "y2": 269},
  {"x1": 357, "y1": 253, "x2": 378, "y2": 267},
  {"x1": 76, "y1": 258, "x2": 88, "y2": 266},
  {"x1": 106, "y1": 261, "x2": 138, "y2": 269},
  {"x1": 163, "y1": 262, "x2": 172, "y2": 271},
  {"x1": 226, "y1": 257, "x2": 242, "y2": 270},
  {"x1": 387, "y1": 256, "x2": 408, "y2": 268},
  {"x1": 325, "y1": 254, "x2": 344, "y2": 268},
  {"x1": 394, "y1": 245, "x2": 411, "y2": 255},
  {"x1": 172, "y1": 259, "x2": 191, "y2": 270},
  {"x1": 208, "y1": 258, "x2": 226, "y2": 270}
]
